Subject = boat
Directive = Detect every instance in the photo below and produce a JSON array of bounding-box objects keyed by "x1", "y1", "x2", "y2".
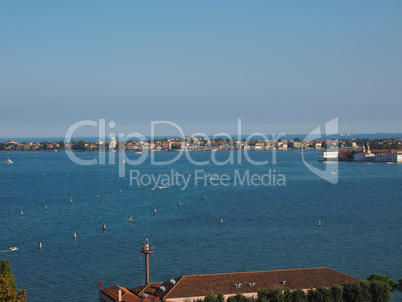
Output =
[
  {"x1": 5, "y1": 158, "x2": 13, "y2": 164},
  {"x1": 8, "y1": 247, "x2": 18, "y2": 252}
]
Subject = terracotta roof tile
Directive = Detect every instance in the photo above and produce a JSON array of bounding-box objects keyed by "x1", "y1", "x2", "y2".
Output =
[
  {"x1": 163, "y1": 267, "x2": 357, "y2": 298},
  {"x1": 104, "y1": 267, "x2": 358, "y2": 301},
  {"x1": 101, "y1": 285, "x2": 142, "y2": 302}
]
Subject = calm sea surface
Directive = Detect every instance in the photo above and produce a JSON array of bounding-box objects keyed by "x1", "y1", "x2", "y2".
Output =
[{"x1": 0, "y1": 150, "x2": 401, "y2": 301}]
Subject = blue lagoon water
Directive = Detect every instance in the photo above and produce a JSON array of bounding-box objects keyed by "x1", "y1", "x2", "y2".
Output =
[{"x1": 0, "y1": 150, "x2": 401, "y2": 301}]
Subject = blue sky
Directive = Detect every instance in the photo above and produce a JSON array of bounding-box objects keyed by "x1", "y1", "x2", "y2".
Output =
[{"x1": 1, "y1": 1, "x2": 401, "y2": 138}]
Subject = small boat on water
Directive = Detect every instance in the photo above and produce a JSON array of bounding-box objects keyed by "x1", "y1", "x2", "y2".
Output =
[
  {"x1": 8, "y1": 247, "x2": 18, "y2": 252},
  {"x1": 5, "y1": 158, "x2": 13, "y2": 164}
]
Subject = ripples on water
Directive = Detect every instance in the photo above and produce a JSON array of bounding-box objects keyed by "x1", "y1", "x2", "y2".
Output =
[{"x1": 0, "y1": 150, "x2": 401, "y2": 301}]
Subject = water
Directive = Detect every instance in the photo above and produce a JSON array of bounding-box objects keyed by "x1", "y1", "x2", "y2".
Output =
[{"x1": 0, "y1": 150, "x2": 401, "y2": 301}]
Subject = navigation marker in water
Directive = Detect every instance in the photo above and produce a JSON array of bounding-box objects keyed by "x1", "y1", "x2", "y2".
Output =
[
  {"x1": 318, "y1": 220, "x2": 322, "y2": 227},
  {"x1": 220, "y1": 219, "x2": 223, "y2": 225},
  {"x1": 102, "y1": 224, "x2": 106, "y2": 231},
  {"x1": 129, "y1": 216, "x2": 133, "y2": 223},
  {"x1": 38, "y1": 242, "x2": 42, "y2": 249},
  {"x1": 73, "y1": 232, "x2": 77, "y2": 239},
  {"x1": 153, "y1": 208, "x2": 157, "y2": 214},
  {"x1": 70, "y1": 197, "x2": 73, "y2": 204}
]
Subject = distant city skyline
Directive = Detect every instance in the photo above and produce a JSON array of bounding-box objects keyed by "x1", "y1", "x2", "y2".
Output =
[{"x1": 1, "y1": 1, "x2": 401, "y2": 138}]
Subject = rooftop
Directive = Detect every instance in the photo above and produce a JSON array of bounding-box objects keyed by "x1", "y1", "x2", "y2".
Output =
[{"x1": 101, "y1": 267, "x2": 358, "y2": 302}]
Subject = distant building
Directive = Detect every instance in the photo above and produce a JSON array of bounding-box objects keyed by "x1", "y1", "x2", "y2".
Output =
[
  {"x1": 354, "y1": 150, "x2": 402, "y2": 162},
  {"x1": 318, "y1": 150, "x2": 339, "y2": 161},
  {"x1": 109, "y1": 137, "x2": 117, "y2": 151},
  {"x1": 353, "y1": 143, "x2": 402, "y2": 162}
]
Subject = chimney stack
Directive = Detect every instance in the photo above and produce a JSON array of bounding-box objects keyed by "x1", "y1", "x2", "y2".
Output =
[{"x1": 118, "y1": 289, "x2": 122, "y2": 302}]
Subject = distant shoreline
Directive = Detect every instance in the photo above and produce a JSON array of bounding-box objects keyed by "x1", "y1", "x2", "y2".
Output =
[{"x1": 1, "y1": 133, "x2": 401, "y2": 144}]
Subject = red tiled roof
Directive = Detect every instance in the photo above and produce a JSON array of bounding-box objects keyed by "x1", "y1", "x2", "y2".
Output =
[
  {"x1": 128, "y1": 267, "x2": 358, "y2": 300},
  {"x1": 132, "y1": 282, "x2": 164, "y2": 299},
  {"x1": 101, "y1": 285, "x2": 143, "y2": 302}
]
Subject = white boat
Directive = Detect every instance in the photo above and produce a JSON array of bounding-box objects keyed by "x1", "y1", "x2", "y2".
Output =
[
  {"x1": 5, "y1": 158, "x2": 13, "y2": 164},
  {"x1": 8, "y1": 247, "x2": 18, "y2": 252}
]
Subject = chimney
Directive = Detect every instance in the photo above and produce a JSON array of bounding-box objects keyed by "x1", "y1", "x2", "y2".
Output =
[{"x1": 118, "y1": 288, "x2": 122, "y2": 302}]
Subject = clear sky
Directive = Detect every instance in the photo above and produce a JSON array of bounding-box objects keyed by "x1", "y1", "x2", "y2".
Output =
[{"x1": 1, "y1": 1, "x2": 401, "y2": 138}]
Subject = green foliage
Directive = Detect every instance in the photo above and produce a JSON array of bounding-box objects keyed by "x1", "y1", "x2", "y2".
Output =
[
  {"x1": 0, "y1": 259, "x2": 16, "y2": 291},
  {"x1": 283, "y1": 289, "x2": 292, "y2": 302},
  {"x1": 267, "y1": 286, "x2": 284, "y2": 302},
  {"x1": 315, "y1": 287, "x2": 333, "y2": 302},
  {"x1": 0, "y1": 274, "x2": 26, "y2": 302},
  {"x1": 344, "y1": 139, "x2": 353, "y2": 147},
  {"x1": 306, "y1": 289, "x2": 319, "y2": 302},
  {"x1": 204, "y1": 292, "x2": 218, "y2": 302},
  {"x1": 57, "y1": 141, "x2": 65, "y2": 149},
  {"x1": 292, "y1": 289, "x2": 307, "y2": 302},
  {"x1": 204, "y1": 292, "x2": 226, "y2": 302},
  {"x1": 0, "y1": 259, "x2": 13, "y2": 275},
  {"x1": 330, "y1": 284, "x2": 343, "y2": 302},
  {"x1": 0, "y1": 260, "x2": 26, "y2": 301},
  {"x1": 367, "y1": 274, "x2": 397, "y2": 292},
  {"x1": 256, "y1": 289, "x2": 268, "y2": 302},
  {"x1": 227, "y1": 293, "x2": 249, "y2": 302},
  {"x1": 343, "y1": 280, "x2": 372, "y2": 302},
  {"x1": 294, "y1": 137, "x2": 302, "y2": 142},
  {"x1": 369, "y1": 281, "x2": 391, "y2": 302},
  {"x1": 76, "y1": 140, "x2": 86, "y2": 151},
  {"x1": 217, "y1": 292, "x2": 225, "y2": 302}
]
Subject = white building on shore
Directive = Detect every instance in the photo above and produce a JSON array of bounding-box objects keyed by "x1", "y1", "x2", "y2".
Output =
[
  {"x1": 318, "y1": 150, "x2": 339, "y2": 161},
  {"x1": 353, "y1": 143, "x2": 402, "y2": 162}
]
